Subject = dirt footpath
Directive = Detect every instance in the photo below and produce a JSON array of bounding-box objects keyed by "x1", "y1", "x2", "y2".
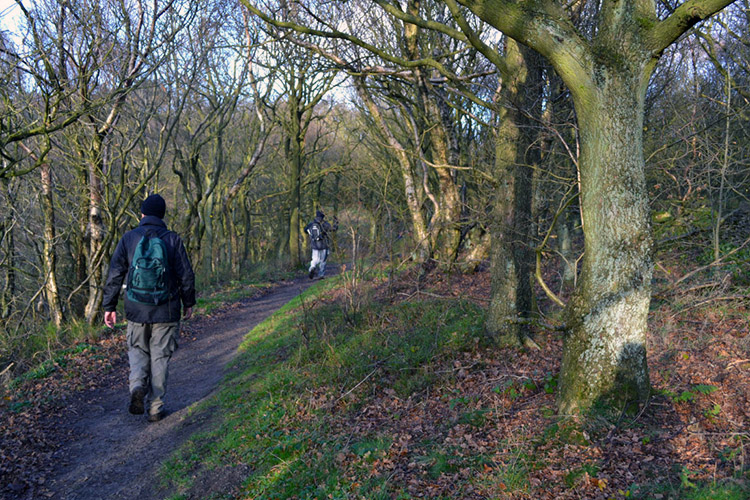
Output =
[{"x1": 29, "y1": 277, "x2": 316, "y2": 500}]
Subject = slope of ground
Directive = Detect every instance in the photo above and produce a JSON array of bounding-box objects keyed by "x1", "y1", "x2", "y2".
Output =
[
  {"x1": 0, "y1": 275, "x2": 318, "y2": 499},
  {"x1": 156, "y1": 265, "x2": 749, "y2": 499},
  {"x1": 2, "y1": 256, "x2": 748, "y2": 499}
]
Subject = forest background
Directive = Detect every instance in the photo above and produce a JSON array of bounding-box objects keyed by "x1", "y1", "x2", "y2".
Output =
[{"x1": 0, "y1": 0, "x2": 748, "y2": 495}]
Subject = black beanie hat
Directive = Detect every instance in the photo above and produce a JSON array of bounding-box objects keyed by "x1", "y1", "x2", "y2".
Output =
[
  {"x1": 316, "y1": 210, "x2": 325, "y2": 219},
  {"x1": 141, "y1": 194, "x2": 166, "y2": 219}
]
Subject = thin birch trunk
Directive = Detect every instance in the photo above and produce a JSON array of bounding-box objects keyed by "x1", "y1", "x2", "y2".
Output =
[{"x1": 40, "y1": 161, "x2": 65, "y2": 328}]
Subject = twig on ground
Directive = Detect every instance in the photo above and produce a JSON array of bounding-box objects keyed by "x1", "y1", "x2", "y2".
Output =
[
  {"x1": 665, "y1": 233, "x2": 750, "y2": 291},
  {"x1": 434, "y1": 362, "x2": 480, "y2": 375},
  {"x1": 605, "y1": 404, "x2": 631, "y2": 443},
  {"x1": 656, "y1": 228, "x2": 700, "y2": 248},
  {"x1": 335, "y1": 364, "x2": 382, "y2": 404},
  {"x1": 668, "y1": 295, "x2": 749, "y2": 319},
  {"x1": 630, "y1": 397, "x2": 652, "y2": 425},
  {"x1": 651, "y1": 422, "x2": 688, "y2": 443},
  {"x1": 727, "y1": 359, "x2": 750, "y2": 369}
]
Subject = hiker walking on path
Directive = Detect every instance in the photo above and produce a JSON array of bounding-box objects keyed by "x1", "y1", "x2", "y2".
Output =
[
  {"x1": 102, "y1": 194, "x2": 196, "y2": 422},
  {"x1": 304, "y1": 209, "x2": 338, "y2": 279}
]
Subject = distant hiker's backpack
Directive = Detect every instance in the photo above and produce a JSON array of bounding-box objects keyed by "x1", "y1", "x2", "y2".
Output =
[
  {"x1": 127, "y1": 230, "x2": 171, "y2": 305},
  {"x1": 308, "y1": 221, "x2": 327, "y2": 250}
]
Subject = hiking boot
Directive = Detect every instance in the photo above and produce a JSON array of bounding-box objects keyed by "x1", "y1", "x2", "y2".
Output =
[
  {"x1": 128, "y1": 387, "x2": 146, "y2": 415},
  {"x1": 147, "y1": 410, "x2": 166, "y2": 423},
  {"x1": 308, "y1": 269, "x2": 315, "y2": 279}
]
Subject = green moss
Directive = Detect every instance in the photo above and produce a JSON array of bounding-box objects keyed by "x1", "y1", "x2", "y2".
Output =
[
  {"x1": 591, "y1": 43, "x2": 627, "y2": 72},
  {"x1": 564, "y1": 463, "x2": 600, "y2": 488},
  {"x1": 653, "y1": 211, "x2": 672, "y2": 223},
  {"x1": 635, "y1": 15, "x2": 657, "y2": 30}
]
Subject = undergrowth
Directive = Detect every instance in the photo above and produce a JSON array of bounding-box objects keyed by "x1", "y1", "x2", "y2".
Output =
[
  {"x1": 159, "y1": 263, "x2": 749, "y2": 499},
  {"x1": 160, "y1": 271, "x2": 488, "y2": 499}
]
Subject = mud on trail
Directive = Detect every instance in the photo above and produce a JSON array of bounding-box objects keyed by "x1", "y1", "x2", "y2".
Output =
[{"x1": 3, "y1": 276, "x2": 319, "y2": 500}]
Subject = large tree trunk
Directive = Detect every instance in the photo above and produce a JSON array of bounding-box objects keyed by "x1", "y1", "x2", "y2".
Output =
[
  {"x1": 559, "y1": 73, "x2": 652, "y2": 413},
  {"x1": 456, "y1": 0, "x2": 734, "y2": 416}
]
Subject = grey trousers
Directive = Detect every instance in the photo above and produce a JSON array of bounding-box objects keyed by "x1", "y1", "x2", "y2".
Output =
[{"x1": 126, "y1": 321, "x2": 179, "y2": 415}]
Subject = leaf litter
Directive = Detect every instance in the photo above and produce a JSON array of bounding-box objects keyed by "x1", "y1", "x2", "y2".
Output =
[{"x1": 1, "y1": 264, "x2": 748, "y2": 499}]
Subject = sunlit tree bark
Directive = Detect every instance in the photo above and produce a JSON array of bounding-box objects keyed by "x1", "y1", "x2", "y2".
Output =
[
  {"x1": 487, "y1": 40, "x2": 542, "y2": 344},
  {"x1": 40, "y1": 157, "x2": 65, "y2": 328}
]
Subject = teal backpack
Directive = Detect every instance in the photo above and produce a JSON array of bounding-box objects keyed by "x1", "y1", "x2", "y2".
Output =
[{"x1": 126, "y1": 230, "x2": 171, "y2": 305}]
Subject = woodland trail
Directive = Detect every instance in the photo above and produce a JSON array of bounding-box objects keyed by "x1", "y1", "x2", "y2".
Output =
[{"x1": 27, "y1": 275, "x2": 321, "y2": 500}]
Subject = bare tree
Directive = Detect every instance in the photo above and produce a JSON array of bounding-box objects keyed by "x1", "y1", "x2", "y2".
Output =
[{"x1": 243, "y1": 0, "x2": 740, "y2": 412}]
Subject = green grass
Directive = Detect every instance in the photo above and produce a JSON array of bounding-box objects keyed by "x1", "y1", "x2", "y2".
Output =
[
  {"x1": 564, "y1": 463, "x2": 599, "y2": 488},
  {"x1": 156, "y1": 265, "x2": 750, "y2": 499},
  {"x1": 475, "y1": 449, "x2": 533, "y2": 493},
  {"x1": 628, "y1": 470, "x2": 750, "y2": 499},
  {"x1": 8, "y1": 343, "x2": 97, "y2": 390},
  {"x1": 194, "y1": 277, "x2": 275, "y2": 315},
  {"x1": 159, "y1": 273, "x2": 487, "y2": 498}
]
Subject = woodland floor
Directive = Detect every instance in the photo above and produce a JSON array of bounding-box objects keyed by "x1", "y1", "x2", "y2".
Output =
[
  {"x1": 347, "y1": 267, "x2": 750, "y2": 498},
  {"x1": 0, "y1": 275, "x2": 318, "y2": 500},
  {"x1": 1, "y1": 258, "x2": 749, "y2": 499}
]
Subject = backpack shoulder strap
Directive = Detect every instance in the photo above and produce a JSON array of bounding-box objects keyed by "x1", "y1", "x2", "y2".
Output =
[{"x1": 136, "y1": 225, "x2": 171, "y2": 240}]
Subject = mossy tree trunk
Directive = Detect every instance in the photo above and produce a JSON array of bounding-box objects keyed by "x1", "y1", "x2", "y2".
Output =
[
  {"x1": 404, "y1": 1, "x2": 462, "y2": 266},
  {"x1": 275, "y1": 50, "x2": 336, "y2": 269},
  {"x1": 83, "y1": 133, "x2": 107, "y2": 325},
  {"x1": 460, "y1": 0, "x2": 737, "y2": 412},
  {"x1": 286, "y1": 106, "x2": 303, "y2": 268},
  {"x1": 1, "y1": 178, "x2": 17, "y2": 320},
  {"x1": 559, "y1": 70, "x2": 653, "y2": 413},
  {"x1": 487, "y1": 40, "x2": 540, "y2": 344}
]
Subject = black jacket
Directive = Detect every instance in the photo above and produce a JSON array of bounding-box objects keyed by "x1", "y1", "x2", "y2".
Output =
[
  {"x1": 304, "y1": 216, "x2": 337, "y2": 250},
  {"x1": 102, "y1": 216, "x2": 196, "y2": 324}
]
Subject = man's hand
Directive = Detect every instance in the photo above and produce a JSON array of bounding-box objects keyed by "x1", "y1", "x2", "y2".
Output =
[
  {"x1": 183, "y1": 307, "x2": 193, "y2": 321},
  {"x1": 104, "y1": 311, "x2": 117, "y2": 328}
]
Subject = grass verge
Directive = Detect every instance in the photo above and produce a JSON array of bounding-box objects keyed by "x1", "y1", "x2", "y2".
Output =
[
  {"x1": 160, "y1": 271, "x2": 488, "y2": 499},
  {"x1": 159, "y1": 266, "x2": 750, "y2": 499}
]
